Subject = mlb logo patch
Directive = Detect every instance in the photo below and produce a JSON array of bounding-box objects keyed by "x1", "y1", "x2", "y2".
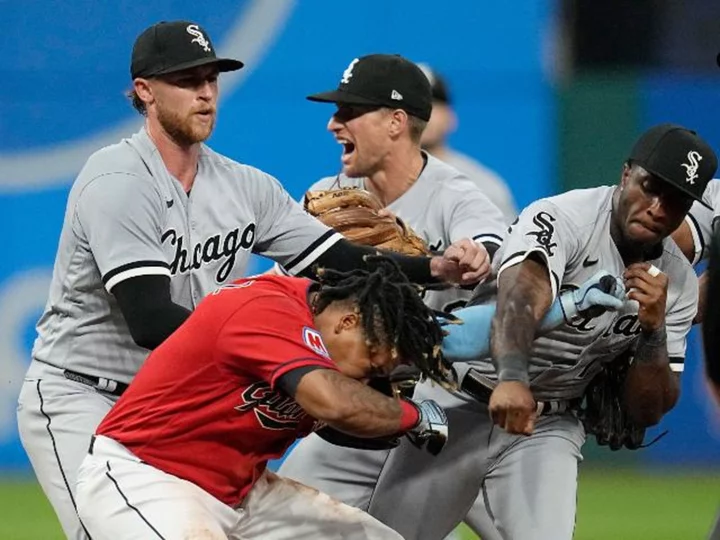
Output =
[{"x1": 303, "y1": 327, "x2": 329, "y2": 358}]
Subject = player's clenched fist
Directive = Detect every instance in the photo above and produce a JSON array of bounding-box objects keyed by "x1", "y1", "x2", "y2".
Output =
[
  {"x1": 488, "y1": 381, "x2": 537, "y2": 435},
  {"x1": 430, "y1": 238, "x2": 490, "y2": 286},
  {"x1": 623, "y1": 263, "x2": 668, "y2": 333}
]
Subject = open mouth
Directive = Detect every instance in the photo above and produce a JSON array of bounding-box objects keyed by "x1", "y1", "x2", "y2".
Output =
[{"x1": 338, "y1": 139, "x2": 356, "y2": 160}]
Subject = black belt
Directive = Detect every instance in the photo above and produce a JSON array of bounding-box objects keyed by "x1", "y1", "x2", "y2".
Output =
[
  {"x1": 63, "y1": 369, "x2": 128, "y2": 397},
  {"x1": 461, "y1": 369, "x2": 580, "y2": 416}
]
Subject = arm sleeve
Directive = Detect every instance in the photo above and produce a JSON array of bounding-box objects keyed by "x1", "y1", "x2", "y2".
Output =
[
  {"x1": 74, "y1": 173, "x2": 170, "y2": 291},
  {"x1": 665, "y1": 268, "x2": 699, "y2": 373},
  {"x1": 216, "y1": 293, "x2": 339, "y2": 388},
  {"x1": 111, "y1": 275, "x2": 191, "y2": 350},
  {"x1": 441, "y1": 179, "x2": 506, "y2": 249},
  {"x1": 495, "y1": 199, "x2": 579, "y2": 302}
]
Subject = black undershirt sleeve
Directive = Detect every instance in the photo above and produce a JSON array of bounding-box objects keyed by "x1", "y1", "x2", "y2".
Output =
[
  {"x1": 111, "y1": 274, "x2": 191, "y2": 350},
  {"x1": 276, "y1": 365, "x2": 324, "y2": 397},
  {"x1": 299, "y1": 238, "x2": 439, "y2": 284}
]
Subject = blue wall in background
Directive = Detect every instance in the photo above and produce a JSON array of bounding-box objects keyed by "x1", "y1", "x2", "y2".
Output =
[{"x1": 1, "y1": 0, "x2": 556, "y2": 472}]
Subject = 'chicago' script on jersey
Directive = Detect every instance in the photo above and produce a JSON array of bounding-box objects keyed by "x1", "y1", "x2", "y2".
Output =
[
  {"x1": 569, "y1": 311, "x2": 642, "y2": 337},
  {"x1": 161, "y1": 223, "x2": 256, "y2": 283}
]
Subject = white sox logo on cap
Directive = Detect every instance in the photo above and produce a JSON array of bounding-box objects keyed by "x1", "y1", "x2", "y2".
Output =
[
  {"x1": 186, "y1": 24, "x2": 211, "y2": 52},
  {"x1": 681, "y1": 150, "x2": 702, "y2": 185},
  {"x1": 341, "y1": 58, "x2": 359, "y2": 84}
]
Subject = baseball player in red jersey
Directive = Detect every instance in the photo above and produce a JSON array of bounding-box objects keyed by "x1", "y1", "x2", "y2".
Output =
[{"x1": 75, "y1": 257, "x2": 449, "y2": 539}]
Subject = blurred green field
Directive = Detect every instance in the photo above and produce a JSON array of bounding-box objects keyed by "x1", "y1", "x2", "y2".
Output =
[{"x1": 2, "y1": 468, "x2": 718, "y2": 539}]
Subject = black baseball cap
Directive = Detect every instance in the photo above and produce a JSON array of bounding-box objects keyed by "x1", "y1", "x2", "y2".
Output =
[
  {"x1": 417, "y1": 63, "x2": 451, "y2": 104},
  {"x1": 130, "y1": 20, "x2": 244, "y2": 79},
  {"x1": 628, "y1": 123, "x2": 717, "y2": 209},
  {"x1": 307, "y1": 54, "x2": 432, "y2": 121}
]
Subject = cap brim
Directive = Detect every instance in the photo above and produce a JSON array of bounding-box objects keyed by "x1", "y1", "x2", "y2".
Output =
[
  {"x1": 150, "y1": 57, "x2": 244, "y2": 77},
  {"x1": 649, "y1": 168, "x2": 712, "y2": 210},
  {"x1": 306, "y1": 89, "x2": 381, "y2": 106}
]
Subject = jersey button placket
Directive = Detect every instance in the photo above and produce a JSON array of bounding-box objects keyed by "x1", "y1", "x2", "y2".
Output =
[{"x1": 187, "y1": 199, "x2": 201, "y2": 307}]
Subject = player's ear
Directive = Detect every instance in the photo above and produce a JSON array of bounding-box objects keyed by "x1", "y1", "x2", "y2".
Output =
[
  {"x1": 133, "y1": 78, "x2": 155, "y2": 108},
  {"x1": 620, "y1": 162, "x2": 632, "y2": 189},
  {"x1": 388, "y1": 109, "x2": 407, "y2": 139},
  {"x1": 336, "y1": 311, "x2": 361, "y2": 333}
]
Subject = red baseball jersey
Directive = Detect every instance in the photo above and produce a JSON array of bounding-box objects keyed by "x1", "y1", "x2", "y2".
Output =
[{"x1": 97, "y1": 275, "x2": 338, "y2": 505}]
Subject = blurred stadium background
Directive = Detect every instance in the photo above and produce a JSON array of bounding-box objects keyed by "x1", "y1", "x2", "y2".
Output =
[{"x1": 2, "y1": 1, "x2": 720, "y2": 537}]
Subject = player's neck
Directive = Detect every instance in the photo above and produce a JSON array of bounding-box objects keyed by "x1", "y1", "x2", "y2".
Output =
[
  {"x1": 365, "y1": 148, "x2": 426, "y2": 206},
  {"x1": 423, "y1": 143, "x2": 448, "y2": 160},
  {"x1": 146, "y1": 121, "x2": 201, "y2": 192}
]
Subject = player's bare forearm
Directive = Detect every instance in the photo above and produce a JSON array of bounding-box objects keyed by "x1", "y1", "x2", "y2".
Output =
[
  {"x1": 623, "y1": 327, "x2": 680, "y2": 426},
  {"x1": 491, "y1": 258, "x2": 553, "y2": 381},
  {"x1": 293, "y1": 369, "x2": 406, "y2": 437}
]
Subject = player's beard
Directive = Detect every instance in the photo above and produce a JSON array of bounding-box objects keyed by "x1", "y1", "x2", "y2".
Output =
[{"x1": 156, "y1": 102, "x2": 216, "y2": 147}]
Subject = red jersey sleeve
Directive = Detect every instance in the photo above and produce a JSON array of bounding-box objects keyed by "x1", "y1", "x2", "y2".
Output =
[{"x1": 216, "y1": 292, "x2": 338, "y2": 388}]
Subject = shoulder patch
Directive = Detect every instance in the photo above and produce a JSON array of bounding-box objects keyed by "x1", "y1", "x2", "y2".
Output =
[{"x1": 303, "y1": 327, "x2": 330, "y2": 358}]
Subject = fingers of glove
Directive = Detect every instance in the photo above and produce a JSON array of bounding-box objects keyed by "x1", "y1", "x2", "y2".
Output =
[
  {"x1": 582, "y1": 288, "x2": 625, "y2": 310},
  {"x1": 441, "y1": 305, "x2": 494, "y2": 361}
]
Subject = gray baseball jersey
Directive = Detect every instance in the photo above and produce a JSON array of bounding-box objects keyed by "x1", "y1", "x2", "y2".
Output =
[
  {"x1": 31, "y1": 127, "x2": 341, "y2": 383},
  {"x1": 466, "y1": 185, "x2": 697, "y2": 401},
  {"x1": 438, "y1": 149, "x2": 517, "y2": 222},
  {"x1": 277, "y1": 152, "x2": 508, "y2": 540},
  {"x1": 685, "y1": 178, "x2": 720, "y2": 264},
  {"x1": 307, "y1": 152, "x2": 506, "y2": 312}
]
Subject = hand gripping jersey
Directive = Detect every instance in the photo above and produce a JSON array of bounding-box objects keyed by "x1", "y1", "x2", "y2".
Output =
[
  {"x1": 97, "y1": 275, "x2": 338, "y2": 506},
  {"x1": 468, "y1": 186, "x2": 697, "y2": 401}
]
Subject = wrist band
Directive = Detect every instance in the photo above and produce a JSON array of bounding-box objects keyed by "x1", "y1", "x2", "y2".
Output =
[
  {"x1": 559, "y1": 291, "x2": 578, "y2": 323},
  {"x1": 399, "y1": 399, "x2": 420, "y2": 431},
  {"x1": 640, "y1": 325, "x2": 667, "y2": 347},
  {"x1": 495, "y1": 353, "x2": 530, "y2": 384}
]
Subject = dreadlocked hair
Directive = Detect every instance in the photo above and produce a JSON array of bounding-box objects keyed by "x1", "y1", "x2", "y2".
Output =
[{"x1": 313, "y1": 254, "x2": 455, "y2": 388}]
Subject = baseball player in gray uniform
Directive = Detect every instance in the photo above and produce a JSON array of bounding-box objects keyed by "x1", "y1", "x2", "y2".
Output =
[
  {"x1": 276, "y1": 53, "x2": 507, "y2": 540},
  {"x1": 15, "y1": 23, "x2": 489, "y2": 540},
  {"x1": 360, "y1": 124, "x2": 717, "y2": 540},
  {"x1": 283, "y1": 123, "x2": 714, "y2": 540}
]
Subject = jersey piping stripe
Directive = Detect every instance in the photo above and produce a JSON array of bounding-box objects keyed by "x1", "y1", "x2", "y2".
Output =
[
  {"x1": 35, "y1": 381, "x2": 95, "y2": 540},
  {"x1": 670, "y1": 361, "x2": 685, "y2": 373},
  {"x1": 104, "y1": 462, "x2": 166, "y2": 539},
  {"x1": 685, "y1": 213, "x2": 705, "y2": 265},
  {"x1": 283, "y1": 231, "x2": 343, "y2": 275},
  {"x1": 472, "y1": 233, "x2": 503, "y2": 246},
  {"x1": 498, "y1": 249, "x2": 559, "y2": 300},
  {"x1": 103, "y1": 261, "x2": 171, "y2": 292}
]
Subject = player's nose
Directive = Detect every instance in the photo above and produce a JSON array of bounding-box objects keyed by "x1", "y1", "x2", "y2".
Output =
[{"x1": 327, "y1": 116, "x2": 337, "y2": 132}]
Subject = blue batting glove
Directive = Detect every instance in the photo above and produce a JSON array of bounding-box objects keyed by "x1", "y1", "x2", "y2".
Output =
[{"x1": 558, "y1": 270, "x2": 625, "y2": 322}]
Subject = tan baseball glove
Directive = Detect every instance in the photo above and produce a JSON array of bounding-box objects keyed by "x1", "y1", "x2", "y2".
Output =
[{"x1": 304, "y1": 187, "x2": 430, "y2": 256}]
